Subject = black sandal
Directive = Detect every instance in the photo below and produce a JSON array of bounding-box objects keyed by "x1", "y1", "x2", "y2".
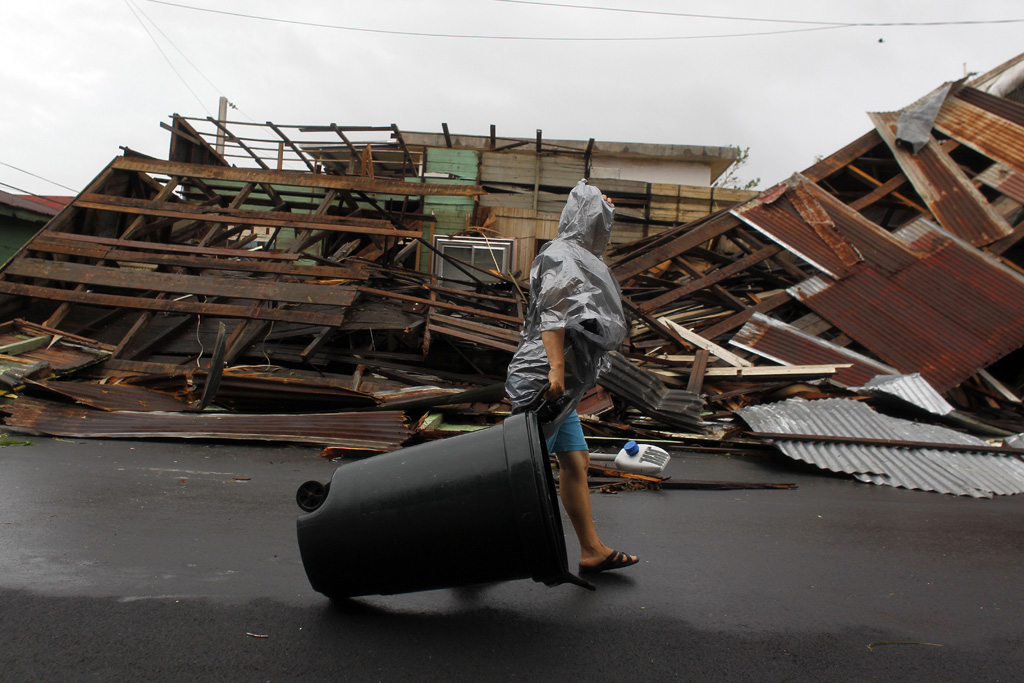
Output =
[{"x1": 579, "y1": 550, "x2": 638, "y2": 575}]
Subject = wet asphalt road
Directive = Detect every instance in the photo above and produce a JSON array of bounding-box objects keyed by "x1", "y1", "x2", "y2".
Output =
[{"x1": 1, "y1": 435, "x2": 1022, "y2": 682}]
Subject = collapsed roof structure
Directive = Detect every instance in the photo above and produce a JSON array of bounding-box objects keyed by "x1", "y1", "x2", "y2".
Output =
[{"x1": 1, "y1": 51, "x2": 1024, "y2": 496}]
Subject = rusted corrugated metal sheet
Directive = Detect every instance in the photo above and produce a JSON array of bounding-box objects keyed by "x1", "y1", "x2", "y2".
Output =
[
  {"x1": 785, "y1": 220, "x2": 1024, "y2": 391},
  {"x1": 976, "y1": 163, "x2": 1024, "y2": 205},
  {"x1": 737, "y1": 398, "x2": 1024, "y2": 497},
  {"x1": 0, "y1": 320, "x2": 112, "y2": 382},
  {"x1": 2, "y1": 397, "x2": 411, "y2": 449},
  {"x1": 934, "y1": 89, "x2": 1024, "y2": 173},
  {"x1": 730, "y1": 313, "x2": 896, "y2": 388},
  {"x1": 25, "y1": 380, "x2": 190, "y2": 412},
  {"x1": 870, "y1": 110, "x2": 1013, "y2": 247},
  {"x1": 734, "y1": 176, "x2": 918, "y2": 278},
  {"x1": 956, "y1": 85, "x2": 1024, "y2": 130}
]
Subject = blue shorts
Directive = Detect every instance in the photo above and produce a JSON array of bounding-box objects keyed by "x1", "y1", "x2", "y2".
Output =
[{"x1": 545, "y1": 410, "x2": 589, "y2": 453}]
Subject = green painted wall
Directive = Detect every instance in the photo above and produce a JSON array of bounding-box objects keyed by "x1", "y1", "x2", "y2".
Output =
[{"x1": 418, "y1": 148, "x2": 479, "y2": 271}]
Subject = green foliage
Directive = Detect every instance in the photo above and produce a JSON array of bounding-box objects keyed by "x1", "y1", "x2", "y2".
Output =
[{"x1": 713, "y1": 146, "x2": 760, "y2": 191}]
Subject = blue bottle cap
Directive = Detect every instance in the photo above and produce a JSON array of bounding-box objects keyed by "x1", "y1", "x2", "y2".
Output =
[{"x1": 624, "y1": 440, "x2": 639, "y2": 455}]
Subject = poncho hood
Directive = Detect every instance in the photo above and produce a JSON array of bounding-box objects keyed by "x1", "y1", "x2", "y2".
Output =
[{"x1": 556, "y1": 179, "x2": 615, "y2": 256}]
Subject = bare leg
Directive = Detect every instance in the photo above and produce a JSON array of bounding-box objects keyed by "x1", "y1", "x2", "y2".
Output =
[{"x1": 555, "y1": 449, "x2": 637, "y2": 568}]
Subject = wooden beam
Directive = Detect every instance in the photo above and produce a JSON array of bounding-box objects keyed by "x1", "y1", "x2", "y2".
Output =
[
  {"x1": 5, "y1": 258, "x2": 360, "y2": 307},
  {"x1": 657, "y1": 317, "x2": 752, "y2": 367},
  {"x1": 0, "y1": 282, "x2": 346, "y2": 326},
  {"x1": 109, "y1": 157, "x2": 483, "y2": 196},
  {"x1": 73, "y1": 193, "x2": 419, "y2": 238},
  {"x1": 686, "y1": 349, "x2": 710, "y2": 394}
]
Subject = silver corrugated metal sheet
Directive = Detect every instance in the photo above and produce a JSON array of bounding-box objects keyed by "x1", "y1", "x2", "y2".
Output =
[
  {"x1": 599, "y1": 351, "x2": 705, "y2": 432},
  {"x1": 737, "y1": 398, "x2": 1024, "y2": 498},
  {"x1": 854, "y1": 373, "x2": 954, "y2": 416}
]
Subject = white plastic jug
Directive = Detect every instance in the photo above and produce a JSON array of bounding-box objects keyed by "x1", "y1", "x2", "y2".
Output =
[{"x1": 614, "y1": 441, "x2": 670, "y2": 474}]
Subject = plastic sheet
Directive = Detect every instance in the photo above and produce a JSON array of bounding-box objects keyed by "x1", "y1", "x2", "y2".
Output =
[
  {"x1": 506, "y1": 179, "x2": 627, "y2": 436},
  {"x1": 896, "y1": 83, "x2": 953, "y2": 153}
]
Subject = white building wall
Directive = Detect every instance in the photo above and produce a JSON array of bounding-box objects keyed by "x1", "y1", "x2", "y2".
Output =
[{"x1": 589, "y1": 157, "x2": 712, "y2": 186}]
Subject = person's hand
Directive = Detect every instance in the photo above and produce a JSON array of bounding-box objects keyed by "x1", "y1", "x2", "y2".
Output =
[
  {"x1": 545, "y1": 367, "x2": 565, "y2": 400},
  {"x1": 602, "y1": 194, "x2": 614, "y2": 207}
]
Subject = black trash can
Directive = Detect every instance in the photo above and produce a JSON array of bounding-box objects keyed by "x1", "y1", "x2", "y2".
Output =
[{"x1": 296, "y1": 411, "x2": 572, "y2": 599}]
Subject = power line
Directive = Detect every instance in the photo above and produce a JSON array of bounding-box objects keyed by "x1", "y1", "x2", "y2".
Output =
[
  {"x1": 144, "y1": 0, "x2": 1024, "y2": 41},
  {"x1": 0, "y1": 161, "x2": 77, "y2": 193},
  {"x1": 131, "y1": 0, "x2": 222, "y2": 95},
  {"x1": 493, "y1": 0, "x2": 1024, "y2": 28},
  {"x1": 142, "y1": 0, "x2": 845, "y2": 41},
  {"x1": 130, "y1": 0, "x2": 258, "y2": 122},
  {"x1": 125, "y1": 0, "x2": 211, "y2": 115},
  {"x1": 0, "y1": 180, "x2": 73, "y2": 211},
  {"x1": 493, "y1": 0, "x2": 846, "y2": 26}
]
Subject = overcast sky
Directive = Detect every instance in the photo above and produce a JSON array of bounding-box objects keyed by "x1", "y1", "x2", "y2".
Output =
[{"x1": 2, "y1": 0, "x2": 1021, "y2": 197}]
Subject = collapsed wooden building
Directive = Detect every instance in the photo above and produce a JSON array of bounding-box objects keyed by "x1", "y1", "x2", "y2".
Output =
[{"x1": 2, "y1": 51, "x2": 1024, "y2": 495}]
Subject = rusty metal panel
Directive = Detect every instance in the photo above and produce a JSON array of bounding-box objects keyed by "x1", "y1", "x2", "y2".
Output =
[
  {"x1": 730, "y1": 312, "x2": 896, "y2": 388},
  {"x1": 786, "y1": 219, "x2": 1024, "y2": 391},
  {"x1": 25, "y1": 380, "x2": 190, "y2": 412},
  {"x1": 2, "y1": 397, "x2": 411, "y2": 448},
  {"x1": 869, "y1": 111, "x2": 1013, "y2": 247},
  {"x1": 734, "y1": 178, "x2": 919, "y2": 278},
  {"x1": 976, "y1": 163, "x2": 1024, "y2": 205},
  {"x1": 956, "y1": 85, "x2": 1024, "y2": 128},
  {"x1": 934, "y1": 93, "x2": 1024, "y2": 174},
  {"x1": 0, "y1": 320, "x2": 112, "y2": 381}
]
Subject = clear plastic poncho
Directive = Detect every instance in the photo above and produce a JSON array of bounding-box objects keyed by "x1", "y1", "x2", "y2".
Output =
[{"x1": 505, "y1": 179, "x2": 628, "y2": 437}]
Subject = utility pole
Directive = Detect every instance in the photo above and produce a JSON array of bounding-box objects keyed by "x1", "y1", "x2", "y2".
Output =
[{"x1": 215, "y1": 96, "x2": 228, "y2": 156}]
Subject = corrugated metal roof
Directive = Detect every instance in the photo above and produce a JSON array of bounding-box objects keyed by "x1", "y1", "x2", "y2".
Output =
[
  {"x1": 734, "y1": 177, "x2": 919, "y2": 278},
  {"x1": 599, "y1": 351, "x2": 704, "y2": 432},
  {"x1": 785, "y1": 215, "x2": 1024, "y2": 392},
  {"x1": 2, "y1": 397, "x2": 411, "y2": 449},
  {"x1": 870, "y1": 110, "x2": 1013, "y2": 247},
  {"x1": 853, "y1": 373, "x2": 954, "y2": 416},
  {"x1": 730, "y1": 312, "x2": 897, "y2": 388},
  {"x1": 0, "y1": 190, "x2": 71, "y2": 216},
  {"x1": 737, "y1": 397, "x2": 1024, "y2": 497},
  {"x1": 935, "y1": 90, "x2": 1024, "y2": 173},
  {"x1": 25, "y1": 380, "x2": 190, "y2": 412}
]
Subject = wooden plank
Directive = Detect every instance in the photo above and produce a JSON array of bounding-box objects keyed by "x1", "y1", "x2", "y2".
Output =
[
  {"x1": 28, "y1": 238, "x2": 365, "y2": 279},
  {"x1": 0, "y1": 336, "x2": 51, "y2": 355},
  {"x1": 657, "y1": 317, "x2": 753, "y2": 367},
  {"x1": 35, "y1": 232, "x2": 300, "y2": 260},
  {"x1": 639, "y1": 243, "x2": 782, "y2": 313},
  {"x1": 6, "y1": 258, "x2": 359, "y2": 307},
  {"x1": 426, "y1": 323, "x2": 519, "y2": 353},
  {"x1": 699, "y1": 291, "x2": 792, "y2": 341},
  {"x1": 612, "y1": 212, "x2": 739, "y2": 282},
  {"x1": 430, "y1": 313, "x2": 520, "y2": 342},
  {"x1": 700, "y1": 364, "x2": 849, "y2": 377},
  {"x1": 686, "y1": 349, "x2": 709, "y2": 394},
  {"x1": 110, "y1": 156, "x2": 483, "y2": 196},
  {"x1": 74, "y1": 194, "x2": 421, "y2": 238},
  {"x1": 0, "y1": 281, "x2": 346, "y2": 326},
  {"x1": 357, "y1": 287, "x2": 521, "y2": 324}
]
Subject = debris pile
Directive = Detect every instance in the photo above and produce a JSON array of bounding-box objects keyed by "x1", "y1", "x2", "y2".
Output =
[{"x1": 2, "y1": 52, "x2": 1024, "y2": 495}]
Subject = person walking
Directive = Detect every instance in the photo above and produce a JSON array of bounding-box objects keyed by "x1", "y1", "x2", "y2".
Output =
[{"x1": 506, "y1": 179, "x2": 638, "y2": 575}]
